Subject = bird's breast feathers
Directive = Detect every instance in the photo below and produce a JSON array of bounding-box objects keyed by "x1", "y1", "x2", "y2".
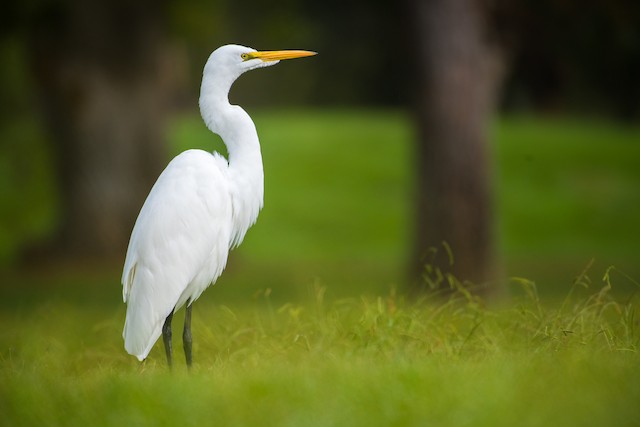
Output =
[{"x1": 121, "y1": 149, "x2": 233, "y2": 303}]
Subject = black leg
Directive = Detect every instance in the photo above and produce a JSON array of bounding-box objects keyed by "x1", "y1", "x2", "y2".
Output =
[
  {"x1": 183, "y1": 301, "x2": 193, "y2": 368},
  {"x1": 162, "y1": 310, "x2": 174, "y2": 368}
]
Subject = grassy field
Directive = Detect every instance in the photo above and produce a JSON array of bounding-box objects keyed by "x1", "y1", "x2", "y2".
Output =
[
  {"x1": 1, "y1": 272, "x2": 639, "y2": 426},
  {"x1": 166, "y1": 109, "x2": 640, "y2": 299},
  {"x1": 2, "y1": 109, "x2": 640, "y2": 292},
  {"x1": 1, "y1": 110, "x2": 640, "y2": 425}
]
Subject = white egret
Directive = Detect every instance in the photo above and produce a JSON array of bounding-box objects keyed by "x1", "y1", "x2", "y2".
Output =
[{"x1": 121, "y1": 44, "x2": 316, "y2": 366}]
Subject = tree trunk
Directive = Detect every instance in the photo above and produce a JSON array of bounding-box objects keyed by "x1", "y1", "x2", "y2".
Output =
[
  {"x1": 409, "y1": 0, "x2": 501, "y2": 293},
  {"x1": 28, "y1": 0, "x2": 174, "y2": 258}
]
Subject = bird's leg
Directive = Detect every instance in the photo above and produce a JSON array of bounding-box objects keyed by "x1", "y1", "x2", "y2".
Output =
[
  {"x1": 162, "y1": 310, "x2": 174, "y2": 368},
  {"x1": 183, "y1": 301, "x2": 193, "y2": 368}
]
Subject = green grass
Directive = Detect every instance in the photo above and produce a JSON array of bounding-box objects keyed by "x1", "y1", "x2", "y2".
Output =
[
  {"x1": 494, "y1": 116, "x2": 640, "y2": 289},
  {"x1": 167, "y1": 109, "x2": 640, "y2": 297},
  {"x1": 2, "y1": 110, "x2": 640, "y2": 425},
  {"x1": 2, "y1": 109, "x2": 640, "y2": 293},
  {"x1": 164, "y1": 109, "x2": 414, "y2": 301},
  {"x1": 1, "y1": 269, "x2": 639, "y2": 426}
]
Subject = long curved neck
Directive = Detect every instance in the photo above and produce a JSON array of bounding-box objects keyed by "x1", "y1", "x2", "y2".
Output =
[{"x1": 199, "y1": 73, "x2": 264, "y2": 247}]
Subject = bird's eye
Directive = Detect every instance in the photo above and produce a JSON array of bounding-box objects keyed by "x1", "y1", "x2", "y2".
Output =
[{"x1": 241, "y1": 53, "x2": 250, "y2": 61}]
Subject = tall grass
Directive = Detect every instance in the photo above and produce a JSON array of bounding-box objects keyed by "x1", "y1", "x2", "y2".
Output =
[{"x1": 1, "y1": 266, "x2": 638, "y2": 426}]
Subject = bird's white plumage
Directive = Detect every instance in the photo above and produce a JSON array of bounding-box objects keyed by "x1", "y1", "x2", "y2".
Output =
[
  {"x1": 122, "y1": 150, "x2": 233, "y2": 359},
  {"x1": 122, "y1": 44, "x2": 272, "y2": 361}
]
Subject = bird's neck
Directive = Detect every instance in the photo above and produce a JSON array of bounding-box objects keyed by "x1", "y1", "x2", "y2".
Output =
[{"x1": 199, "y1": 78, "x2": 264, "y2": 247}]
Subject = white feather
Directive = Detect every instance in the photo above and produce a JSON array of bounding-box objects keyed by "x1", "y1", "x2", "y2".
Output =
[
  {"x1": 122, "y1": 150, "x2": 234, "y2": 360},
  {"x1": 122, "y1": 45, "x2": 269, "y2": 361},
  {"x1": 121, "y1": 44, "x2": 314, "y2": 362}
]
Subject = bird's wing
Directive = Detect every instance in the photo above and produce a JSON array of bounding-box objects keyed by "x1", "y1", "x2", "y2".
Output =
[{"x1": 121, "y1": 149, "x2": 232, "y2": 360}]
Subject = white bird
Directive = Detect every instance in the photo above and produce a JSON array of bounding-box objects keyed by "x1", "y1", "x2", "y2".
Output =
[{"x1": 121, "y1": 44, "x2": 316, "y2": 366}]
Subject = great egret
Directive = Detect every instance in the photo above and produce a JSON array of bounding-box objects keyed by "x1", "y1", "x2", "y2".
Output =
[{"x1": 121, "y1": 44, "x2": 316, "y2": 366}]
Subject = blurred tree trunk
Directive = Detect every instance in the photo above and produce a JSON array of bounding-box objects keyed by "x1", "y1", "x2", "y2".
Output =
[
  {"x1": 409, "y1": 0, "x2": 502, "y2": 293},
  {"x1": 28, "y1": 1, "x2": 176, "y2": 258}
]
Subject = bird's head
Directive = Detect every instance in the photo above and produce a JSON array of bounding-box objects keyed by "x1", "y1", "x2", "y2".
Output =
[
  {"x1": 199, "y1": 44, "x2": 316, "y2": 134},
  {"x1": 204, "y1": 44, "x2": 316, "y2": 80}
]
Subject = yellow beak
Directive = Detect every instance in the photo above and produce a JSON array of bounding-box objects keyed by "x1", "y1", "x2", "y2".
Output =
[{"x1": 248, "y1": 50, "x2": 317, "y2": 62}]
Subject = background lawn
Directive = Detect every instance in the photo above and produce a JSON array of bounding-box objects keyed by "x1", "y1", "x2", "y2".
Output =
[
  {"x1": 1, "y1": 110, "x2": 639, "y2": 426},
  {"x1": 167, "y1": 109, "x2": 640, "y2": 300}
]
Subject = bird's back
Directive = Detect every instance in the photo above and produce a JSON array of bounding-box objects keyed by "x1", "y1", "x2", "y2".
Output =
[{"x1": 122, "y1": 149, "x2": 232, "y2": 361}]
